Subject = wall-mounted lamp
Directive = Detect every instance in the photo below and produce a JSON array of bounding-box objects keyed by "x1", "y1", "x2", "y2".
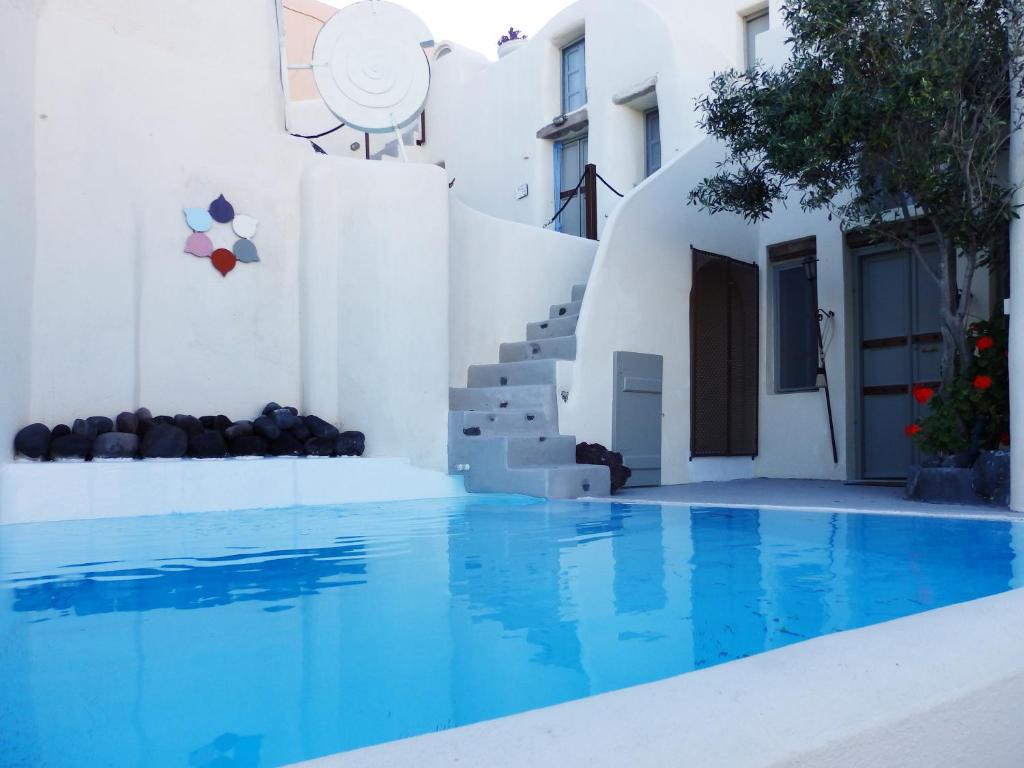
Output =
[{"x1": 802, "y1": 256, "x2": 818, "y2": 282}]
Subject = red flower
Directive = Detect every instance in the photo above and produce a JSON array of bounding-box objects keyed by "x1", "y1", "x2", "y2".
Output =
[
  {"x1": 912, "y1": 385, "x2": 934, "y2": 405},
  {"x1": 976, "y1": 336, "x2": 995, "y2": 352},
  {"x1": 905, "y1": 424, "x2": 921, "y2": 437},
  {"x1": 1001, "y1": 432, "x2": 1011, "y2": 446},
  {"x1": 973, "y1": 375, "x2": 993, "y2": 391}
]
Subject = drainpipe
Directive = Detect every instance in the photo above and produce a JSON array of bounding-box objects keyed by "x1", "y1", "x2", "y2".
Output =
[{"x1": 1011, "y1": 64, "x2": 1023, "y2": 512}]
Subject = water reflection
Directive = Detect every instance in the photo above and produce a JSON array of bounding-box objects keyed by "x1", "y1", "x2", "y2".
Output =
[
  {"x1": 0, "y1": 500, "x2": 1019, "y2": 768},
  {"x1": 8, "y1": 543, "x2": 368, "y2": 617}
]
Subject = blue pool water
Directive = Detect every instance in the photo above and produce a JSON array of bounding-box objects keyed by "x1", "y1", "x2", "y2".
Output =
[{"x1": 0, "y1": 497, "x2": 1020, "y2": 767}]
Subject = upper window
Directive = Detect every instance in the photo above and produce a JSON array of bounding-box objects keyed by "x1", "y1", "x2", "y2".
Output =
[
  {"x1": 744, "y1": 8, "x2": 770, "y2": 69},
  {"x1": 769, "y1": 238, "x2": 820, "y2": 393},
  {"x1": 562, "y1": 38, "x2": 587, "y2": 113},
  {"x1": 644, "y1": 109, "x2": 661, "y2": 177}
]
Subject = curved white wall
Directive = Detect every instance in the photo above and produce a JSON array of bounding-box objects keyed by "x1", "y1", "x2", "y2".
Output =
[
  {"x1": 425, "y1": 0, "x2": 732, "y2": 237},
  {"x1": 449, "y1": 198, "x2": 597, "y2": 385},
  {"x1": 560, "y1": 141, "x2": 758, "y2": 484}
]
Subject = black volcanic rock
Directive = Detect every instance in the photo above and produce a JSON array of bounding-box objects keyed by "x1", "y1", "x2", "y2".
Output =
[
  {"x1": 335, "y1": 431, "x2": 365, "y2": 457},
  {"x1": 189, "y1": 430, "x2": 228, "y2": 459},
  {"x1": 304, "y1": 415, "x2": 339, "y2": 440},
  {"x1": 72, "y1": 418, "x2": 98, "y2": 439},
  {"x1": 224, "y1": 421, "x2": 254, "y2": 441},
  {"x1": 174, "y1": 414, "x2": 203, "y2": 436},
  {"x1": 50, "y1": 434, "x2": 92, "y2": 461},
  {"x1": 269, "y1": 433, "x2": 305, "y2": 457},
  {"x1": 230, "y1": 435, "x2": 268, "y2": 457},
  {"x1": 51, "y1": 424, "x2": 71, "y2": 439},
  {"x1": 270, "y1": 408, "x2": 299, "y2": 430},
  {"x1": 304, "y1": 437, "x2": 335, "y2": 457},
  {"x1": 86, "y1": 416, "x2": 114, "y2": 436},
  {"x1": 14, "y1": 424, "x2": 51, "y2": 461},
  {"x1": 140, "y1": 424, "x2": 188, "y2": 459},
  {"x1": 576, "y1": 442, "x2": 632, "y2": 494},
  {"x1": 253, "y1": 416, "x2": 281, "y2": 441},
  {"x1": 92, "y1": 432, "x2": 139, "y2": 460},
  {"x1": 116, "y1": 411, "x2": 139, "y2": 434}
]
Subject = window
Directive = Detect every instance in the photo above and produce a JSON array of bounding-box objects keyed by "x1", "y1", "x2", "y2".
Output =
[
  {"x1": 562, "y1": 38, "x2": 587, "y2": 113},
  {"x1": 644, "y1": 109, "x2": 661, "y2": 177},
  {"x1": 744, "y1": 8, "x2": 769, "y2": 69},
  {"x1": 769, "y1": 238, "x2": 820, "y2": 393}
]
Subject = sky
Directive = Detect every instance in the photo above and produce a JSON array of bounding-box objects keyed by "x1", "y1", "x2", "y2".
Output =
[{"x1": 324, "y1": 0, "x2": 576, "y2": 59}]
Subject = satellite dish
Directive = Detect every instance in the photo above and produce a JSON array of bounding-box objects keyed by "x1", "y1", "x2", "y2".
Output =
[{"x1": 310, "y1": 0, "x2": 433, "y2": 159}]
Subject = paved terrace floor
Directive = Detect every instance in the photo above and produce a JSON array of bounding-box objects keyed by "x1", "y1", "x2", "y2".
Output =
[{"x1": 593, "y1": 478, "x2": 1019, "y2": 521}]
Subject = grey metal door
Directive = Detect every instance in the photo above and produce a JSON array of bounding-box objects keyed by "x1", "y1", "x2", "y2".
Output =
[
  {"x1": 558, "y1": 136, "x2": 588, "y2": 237},
  {"x1": 858, "y1": 243, "x2": 942, "y2": 479},
  {"x1": 612, "y1": 352, "x2": 663, "y2": 487}
]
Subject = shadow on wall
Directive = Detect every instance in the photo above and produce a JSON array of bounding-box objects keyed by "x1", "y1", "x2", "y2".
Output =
[
  {"x1": 561, "y1": 138, "x2": 758, "y2": 486},
  {"x1": 449, "y1": 197, "x2": 597, "y2": 386}
]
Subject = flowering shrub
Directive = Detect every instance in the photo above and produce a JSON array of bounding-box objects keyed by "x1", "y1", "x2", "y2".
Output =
[
  {"x1": 498, "y1": 27, "x2": 527, "y2": 46},
  {"x1": 909, "y1": 318, "x2": 1009, "y2": 456}
]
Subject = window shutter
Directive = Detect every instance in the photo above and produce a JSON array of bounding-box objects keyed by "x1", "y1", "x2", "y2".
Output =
[
  {"x1": 562, "y1": 40, "x2": 587, "y2": 113},
  {"x1": 691, "y1": 248, "x2": 760, "y2": 457}
]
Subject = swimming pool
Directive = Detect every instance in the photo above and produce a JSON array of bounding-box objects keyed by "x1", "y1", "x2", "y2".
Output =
[{"x1": 1, "y1": 497, "x2": 1020, "y2": 767}]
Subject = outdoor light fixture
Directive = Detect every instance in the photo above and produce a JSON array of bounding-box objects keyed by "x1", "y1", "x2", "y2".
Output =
[{"x1": 802, "y1": 256, "x2": 838, "y2": 464}]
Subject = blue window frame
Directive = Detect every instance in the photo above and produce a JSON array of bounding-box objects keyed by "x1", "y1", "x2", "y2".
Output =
[
  {"x1": 645, "y1": 109, "x2": 661, "y2": 177},
  {"x1": 561, "y1": 38, "x2": 587, "y2": 113}
]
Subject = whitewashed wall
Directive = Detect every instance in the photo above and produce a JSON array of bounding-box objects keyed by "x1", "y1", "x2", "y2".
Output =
[
  {"x1": 27, "y1": 0, "x2": 309, "y2": 424},
  {"x1": 1, "y1": 0, "x2": 456, "y2": 486},
  {"x1": 301, "y1": 159, "x2": 451, "y2": 471},
  {"x1": 0, "y1": 0, "x2": 38, "y2": 488},
  {"x1": 560, "y1": 141, "x2": 759, "y2": 485},
  {"x1": 448, "y1": 198, "x2": 596, "y2": 386}
]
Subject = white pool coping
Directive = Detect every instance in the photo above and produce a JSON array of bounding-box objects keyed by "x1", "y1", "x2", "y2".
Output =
[
  {"x1": 295, "y1": 587, "x2": 1024, "y2": 768},
  {"x1": 0, "y1": 457, "x2": 466, "y2": 525}
]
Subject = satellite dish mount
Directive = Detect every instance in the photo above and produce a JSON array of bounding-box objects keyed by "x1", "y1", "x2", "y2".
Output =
[{"x1": 292, "y1": 0, "x2": 434, "y2": 162}]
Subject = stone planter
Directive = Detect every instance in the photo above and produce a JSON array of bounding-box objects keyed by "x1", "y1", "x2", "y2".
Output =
[
  {"x1": 497, "y1": 38, "x2": 527, "y2": 59},
  {"x1": 906, "y1": 450, "x2": 1011, "y2": 507}
]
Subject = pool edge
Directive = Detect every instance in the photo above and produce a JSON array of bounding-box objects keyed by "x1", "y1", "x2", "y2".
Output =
[{"x1": 292, "y1": 588, "x2": 1024, "y2": 768}]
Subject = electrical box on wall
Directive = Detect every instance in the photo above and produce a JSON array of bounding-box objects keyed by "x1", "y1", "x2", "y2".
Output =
[{"x1": 515, "y1": 183, "x2": 529, "y2": 200}]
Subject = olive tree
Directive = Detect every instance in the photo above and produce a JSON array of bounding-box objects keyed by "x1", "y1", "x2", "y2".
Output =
[{"x1": 690, "y1": 0, "x2": 1024, "y2": 386}]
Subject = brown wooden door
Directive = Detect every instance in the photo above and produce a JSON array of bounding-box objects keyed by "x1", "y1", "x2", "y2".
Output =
[{"x1": 691, "y1": 248, "x2": 759, "y2": 458}]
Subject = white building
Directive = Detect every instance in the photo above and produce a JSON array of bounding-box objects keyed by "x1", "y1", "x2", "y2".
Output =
[{"x1": 1, "y1": 0, "x2": 1021, "y2": 516}]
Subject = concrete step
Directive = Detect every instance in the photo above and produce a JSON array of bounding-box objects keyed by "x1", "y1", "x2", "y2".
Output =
[
  {"x1": 527, "y1": 314, "x2": 579, "y2": 341},
  {"x1": 467, "y1": 359, "x2": 557, "y2": 388},
  {"x1": 465, "y1": 463, "x2": 610, "y2": 499},
  {"x1": 571, "y1": 283, "x2": 587, "y2": 302},
  {"x1": 449, "y1": 384, "x2": 556, "y2": 412},
  {"x1": 499, "y1": 335, "x2": 576, "y2": 363},
  {"x1": 450, "y1": 407, "x2": 556, "y2": 439},
  {"x1": 448, "y1": 434, "x2": 577, "y2": 474},
  {"x1": 550, "y1": 300, "x2": 583, "y2": 319},
  {"x1": 506, "y1": 435, "x2": 578, "y2": 467}
]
